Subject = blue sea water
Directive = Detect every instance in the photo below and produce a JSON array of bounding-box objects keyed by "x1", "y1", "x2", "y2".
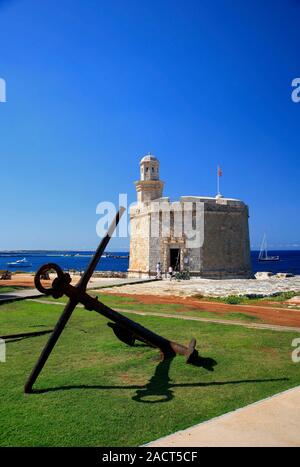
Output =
[
  {"x1": 0, "y1": 250, "x2": 299, "y2": 275},
  {"x1": 0, "y1": 251, "x2": 129, "y2": 273},
  {"x1": 250, "y1": 250, "x2": 300, "y2": 276}
]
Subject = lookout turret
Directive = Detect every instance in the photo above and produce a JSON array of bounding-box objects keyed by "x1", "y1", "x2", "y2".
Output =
[
  {"x1": 135, "y1": 154, "x2": 164, "y2": 203},
  {"x1": 140, "y1": 154, "x2": 160, "y2": 181}
]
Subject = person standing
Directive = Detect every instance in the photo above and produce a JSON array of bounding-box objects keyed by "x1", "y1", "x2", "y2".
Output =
[{"x1": 156, "y1": 262, "x2": 162, "y2": 279}]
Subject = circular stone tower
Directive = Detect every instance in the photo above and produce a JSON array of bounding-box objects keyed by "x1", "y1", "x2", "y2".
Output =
[{"x1": 129, "y1": 156, "x2": 252, "y2": 279}]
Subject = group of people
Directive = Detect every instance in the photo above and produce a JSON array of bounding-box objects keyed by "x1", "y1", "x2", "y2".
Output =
[{"x1": 156, "y1": 262, "x2": 174, "y2": 280}]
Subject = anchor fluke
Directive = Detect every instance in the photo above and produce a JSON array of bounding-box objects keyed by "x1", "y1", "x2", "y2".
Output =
[
  {"x1": 186, "y1": 338, "x2": 199, "y2": 364},
  {"x1": 107, "y1": 322, "x2": 136, "y2": 346}
]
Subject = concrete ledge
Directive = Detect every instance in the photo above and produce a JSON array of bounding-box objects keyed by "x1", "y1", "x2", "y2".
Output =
[{"x1": 146, "y1": 385, "x2": 300, "y2": 447}]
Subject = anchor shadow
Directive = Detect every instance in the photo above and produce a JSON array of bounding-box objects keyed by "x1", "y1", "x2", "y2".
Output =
[
  {"x1": 33, "y1": 353, "x2": 289, "y2": 404},
  {"x1": 132, "y1": 354, "x2": 217, "y2": 403}
]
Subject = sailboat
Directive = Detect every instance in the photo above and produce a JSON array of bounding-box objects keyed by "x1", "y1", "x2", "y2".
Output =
[{"x1": 258, "y1": 234, "x2": 280, "y2": 262}]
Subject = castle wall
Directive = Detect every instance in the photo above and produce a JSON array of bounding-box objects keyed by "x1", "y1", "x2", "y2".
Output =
[
  {"x1": 128, "y1": 197, "x2": 252, "y2": 279},
  {"x1": 128, "y1": 205, "x2": 151, "y2": 278},
  {"x1": 200, "y1": 200, "x2": 252, "y2": 278}
]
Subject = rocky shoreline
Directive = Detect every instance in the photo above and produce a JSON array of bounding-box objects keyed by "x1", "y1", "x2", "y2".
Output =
[
  {"x1": 1, "y1": 271, "x2": 300, "y2": 299},
  {"x1": 100, "y1": 275, "x2": 300, "y2": 299}
]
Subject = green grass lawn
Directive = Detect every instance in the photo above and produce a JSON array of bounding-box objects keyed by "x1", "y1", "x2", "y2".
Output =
[
  {"x1": 97, "y1": 294, "x2": 261, "y2": 322},
  {"x1": 37, "y1": 293, "x2": 262, "y2": 323},
  {"x1": 192, "y1": 291, "x2": 300, "y2": 305},
  {"x1": 0, "y1": 300, "x2": 299, "y2": 447},
  {"x1": 0, "y1": 286, "x2": 29, "y2": 294}
]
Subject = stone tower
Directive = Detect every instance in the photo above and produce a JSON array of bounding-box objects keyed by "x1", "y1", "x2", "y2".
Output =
[
  {"x1": 135, "y1": 154, "x2": 164, "y2": 203},
  {"x1": 128, "y1": 156, "x2": 252, "y2": 279}
]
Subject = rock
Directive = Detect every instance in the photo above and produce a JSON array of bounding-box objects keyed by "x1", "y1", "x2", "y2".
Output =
[
  {"x1": 102, "y1": 275, "x2": 300, "y2": 298},
  {"x1": 286, "y1": 296, "x2": 300, "y2": 305},
  {"x1": 255, "y1": 272, "x2": 274, "y2": 280},
  {"x1": 244, "y1": 293, "x2": 266, "y2": 299},
  {"x1": 92, "y1": 271, "x2": 127, "y2": 279},
  {"x1": 276, "y1": 272, "x2": 294, "y2": 278}
]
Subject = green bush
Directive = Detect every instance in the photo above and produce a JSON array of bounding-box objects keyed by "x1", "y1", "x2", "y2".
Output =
[
  {"x1": 174, "y1": 270, "x2": 190, "y2": 280},
  {"x1": 224, "y1": 295, "x2": 242, "y2": 305}
]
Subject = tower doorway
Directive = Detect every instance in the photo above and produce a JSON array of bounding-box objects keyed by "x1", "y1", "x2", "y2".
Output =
[{"x1": 170, "y1": 248, "x2": 180, "y2": 271}]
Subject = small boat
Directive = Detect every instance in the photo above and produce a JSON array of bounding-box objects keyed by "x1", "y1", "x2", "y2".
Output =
[
  {"x1": 6, "y1": 257, "x2": 32, "y2": 268},
  {"x1": 258, "y1": 235, "x2": 280, "y2": 262}
]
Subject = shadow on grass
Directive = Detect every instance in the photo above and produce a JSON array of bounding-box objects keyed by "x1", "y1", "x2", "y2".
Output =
[
  {"x1": 2, "y1": 330, "x2": 53, "y2": 343},
  {"x1": 132, "y1": 355, "x2": 217, "y2": 403},
  {"x1": 32, "y1": 355, "x2": 289, "y2": 404}
]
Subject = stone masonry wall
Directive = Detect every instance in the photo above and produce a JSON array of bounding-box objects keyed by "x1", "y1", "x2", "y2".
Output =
[
  {"x1": 200, "y1": 200, "x2": 252, "y2": 278},
  {"x1": 128, "y1": 197, "x2": 252, "y2": 279}
]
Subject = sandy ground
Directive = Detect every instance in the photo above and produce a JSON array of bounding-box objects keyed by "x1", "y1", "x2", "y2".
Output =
[
  {"x1": 0, "y1": 273, "x2": 36, "y2": 288},
  {"x1": 0, "y1": 273, "x2": 122, "y2": 288},
  {"x1": 287, "y1": 296, "x2": 300, "y2": 305}
]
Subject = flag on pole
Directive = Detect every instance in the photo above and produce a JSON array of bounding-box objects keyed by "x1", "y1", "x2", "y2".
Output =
[{"x1": 217, "y1": 165, "x2": 222, "y2": 197}]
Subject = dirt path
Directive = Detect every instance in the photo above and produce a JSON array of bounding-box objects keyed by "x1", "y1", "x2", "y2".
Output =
[
  {"x1": 101, "y1": 292, "x2": 300, "y2": 329},
  {"x1": 30, "y1": 299, "x2": 300, "y2": 333}
]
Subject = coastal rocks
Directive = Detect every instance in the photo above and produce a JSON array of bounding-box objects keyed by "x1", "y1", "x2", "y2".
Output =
[
  {"x1": 276, "y1": 272, "x2": 294, "y2": 278},
  {"x1": 255, "y1": 271, "x2": 295, "y2": 280},
  {"x1": 255, "y1": 272, "x2": 273, "y2": 280},
  {"x1": 101, "y1": 275, "x2": 300, "y2": 298},
  {"x1": 286, "y1": 296, "x2": 300, "y2": 306},
  {"x1": 92, "y1": 271, "x2": 127, "y2": 279}
]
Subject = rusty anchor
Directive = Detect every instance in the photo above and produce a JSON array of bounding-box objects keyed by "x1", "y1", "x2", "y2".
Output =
[{"x1": 24, "y1": 207, "x2": 199, "y2": 393}]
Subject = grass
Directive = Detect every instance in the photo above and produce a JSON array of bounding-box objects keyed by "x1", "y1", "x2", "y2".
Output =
[
  {"x1": 0, "y1": 286, "x2": 29, "y2": 294},
  {"x1": 0, "y1": 299, "x2": 299, "y2": 447},
  {"x1": 192, "y1": 291, "x2": 300, "y2": 305},
  {"x1": 266, "y1": 291, "x2": 300, "y2": 302},
  {"x1": 36, "y1": 293, "x2": 262, "y2": 323}
]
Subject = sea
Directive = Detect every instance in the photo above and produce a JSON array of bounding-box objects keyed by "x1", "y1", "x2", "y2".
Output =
[{"x1": 0, "y1": 250, "x2": 300, "y2": 275}]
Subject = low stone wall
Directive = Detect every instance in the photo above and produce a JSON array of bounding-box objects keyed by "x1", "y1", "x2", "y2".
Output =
[{"x1": 92, "y1": 271, "x2": 128, "y2": 279}]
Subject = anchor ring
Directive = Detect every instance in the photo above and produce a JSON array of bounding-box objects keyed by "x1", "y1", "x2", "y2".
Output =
[{"x1": 34, "y1": 263, "x2": 66, "y2": 296}]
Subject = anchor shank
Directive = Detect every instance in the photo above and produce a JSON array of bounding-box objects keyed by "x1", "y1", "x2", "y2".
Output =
[
  {"x1": 24, "y1": 298, "x2": 78, "y2": 393},
  {"x1": 78, "y1": 207, "x2": 126, "y2": 291},
  {"x1": 65, "y1": 284, "x2": 191, "y2": 359}
]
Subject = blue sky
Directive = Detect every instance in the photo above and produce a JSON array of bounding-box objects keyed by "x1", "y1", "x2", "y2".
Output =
[{"x1": 0, "y1": 0, "x2": 299, "y2": 250}]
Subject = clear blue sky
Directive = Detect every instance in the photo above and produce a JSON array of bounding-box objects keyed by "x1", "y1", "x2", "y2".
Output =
[{"x1": 0, "y1": 0, "x2": 299, "y2": 251}]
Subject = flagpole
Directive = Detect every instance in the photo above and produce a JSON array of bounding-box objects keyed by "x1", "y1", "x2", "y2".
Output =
[{"x1": 217, "y1": 165, "x2": 222, "y2": 197}]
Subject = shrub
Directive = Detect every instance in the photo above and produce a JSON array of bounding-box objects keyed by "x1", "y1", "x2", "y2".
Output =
[{"x1": 224, "y1": 295, "x2": 242, "y2": 305}]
